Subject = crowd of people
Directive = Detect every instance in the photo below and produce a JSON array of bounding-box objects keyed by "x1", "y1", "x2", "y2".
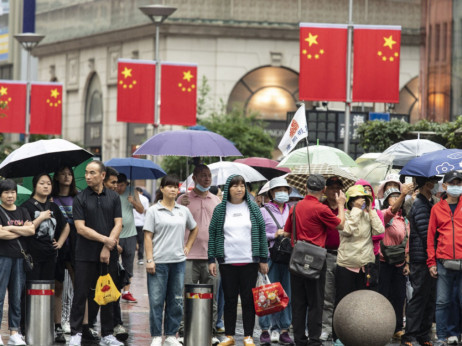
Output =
[{"x1": 0, "y1": 160, "x2": 461, "y2": 346}]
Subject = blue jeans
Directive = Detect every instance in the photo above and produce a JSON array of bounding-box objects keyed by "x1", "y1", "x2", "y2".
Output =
[
  {"x1": 259, "y1": 260, "x2": 292, "y2": 331},
  {"x1": 435, "y1": 261, "x2": 462, "y2": 340},
  {"x1": 0, "y1": 256, "x2": 25, "y2": 331},
  {"x1": 147, "y1": 261, "x2": 185, "y2": 337},
  {"x1": 216, "y1": 278, "x2": 224, "y2": 329}
]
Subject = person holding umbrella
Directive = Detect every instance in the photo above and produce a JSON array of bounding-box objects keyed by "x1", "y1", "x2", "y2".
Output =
[
  {"x1": 208, "y1": 174, "x2": 269, "y2": 346},
  {"x1": 0, "y1": 179, "x2": 35, "y2": 346},
  {"x1": 144, "y1": 175, "x2": 198, "y2": 346}
]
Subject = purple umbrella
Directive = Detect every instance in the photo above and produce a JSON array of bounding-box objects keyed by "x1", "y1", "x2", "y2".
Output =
[{"x1": 133, "y1": 130, "x2": 242, "y2": 157}]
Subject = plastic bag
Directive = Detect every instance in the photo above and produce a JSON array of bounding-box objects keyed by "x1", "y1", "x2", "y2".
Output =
[
  {"x1": 252, "y1": 273, "x2": 289, "y2": 317},
  {"x1": 94, "y1": 273, "x2": 121, "y2": 306}
]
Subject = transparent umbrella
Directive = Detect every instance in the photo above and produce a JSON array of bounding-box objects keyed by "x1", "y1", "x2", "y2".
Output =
[{"x1": 277, "y1": 145, "x2": 357, "y2": 169}]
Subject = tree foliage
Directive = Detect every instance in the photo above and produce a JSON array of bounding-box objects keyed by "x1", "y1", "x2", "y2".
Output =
[{"x1": 357, "y1": 116, "x2": 462, "y2": 152}]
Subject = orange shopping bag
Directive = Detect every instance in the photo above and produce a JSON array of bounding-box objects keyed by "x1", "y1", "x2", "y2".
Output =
[{"x1": 252, "y1": 274, "x2": 289, "y2": 317}]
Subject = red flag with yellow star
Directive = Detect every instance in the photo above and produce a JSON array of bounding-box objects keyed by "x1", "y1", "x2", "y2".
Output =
[
  {"x1": 160, "y1": 63, "x2": 197, "y2": 126},
  {"x1": 30, "y1": 82, "x2": 63, "y2": 135},
  {"x1": 353, "y1": 25, "x2": 401, "y2": 103},
  {"x1": 299, "y1": 23, "x2": 348, "y2": 102},
  {"x1": 117, "y1": 59, "x2": 156, "y2": 123},
  {"x1": 0, "y1": 80, "x2": 27, "y2": 133}
]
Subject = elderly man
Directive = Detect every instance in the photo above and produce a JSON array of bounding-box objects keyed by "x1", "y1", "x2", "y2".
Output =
[{"x1": 284, "y1": 174, "x2": 345, "y2": 346}]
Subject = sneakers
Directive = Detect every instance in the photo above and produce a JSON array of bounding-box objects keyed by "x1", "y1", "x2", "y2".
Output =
[
  {"x1": 393, "y1": 331, "x2": 405, "y2": 340},
  {"x1": 55, "y1": 326, "x2": 66, "y2": 343},
  {"x1": 270, "y1": 331, "x2": 279, "y2": 342},
  {"x1": 113, "y1": 324, "x2": 128, "y2": 341},
  {"x1": 212, "y1": 336, "x2": 220, "y2": 345},
  {"x1": 243, "y1": 336, "x2": 255, "y2": 346},
  {"x1": 434, "y1": 340, "x2": 448, "y2": 346},
  {"x1": 216, "y1": 327, "x2": 225, "y2": 334},
  {"x1": 260, "y1": 331, "x2": 271, "y2": 345},
  {"x1": 150, "y1": 336, "x2": 162, "y2": 346},
  {"x1": 448, "y1": 336, "x2": 458, "y2": 345},
  {"x1": 82, "y1": 326, "x2": 100, "y2": 342},
  {"x1": 333, "y1": 339, "x2": 345, "y2": 346},
  {"x1": 218, "y1": 336, "x2": 235, "y2": 346},
  {"x1": 0, "y1": 335, "x2": 3, "y2": 346},
  {"x1": 69, "y1": 333, "x2": 82, "y2": 346},
  {"x1": 7, "y1": 334, "x2": 26, "y2": 346},
  {"x1": 279, "y1": 332, "x2": 294, "y2": 345},
  {"x1": 320, "y1": 332, "x2": 330, "y2": 341},
  {"x1": 400, "y1": 341, "x2": 419, "y2": 346},
  {"x1": 138, "y1": 260, "x2": 144, "y2": 265},
  {"x1": 164, "y1": 336, "x2": 182, "y2": 346},
  {"x1": 99, "y1": 335, "x2": 123, "y2": 346},
  {"x1": 121, "y1": 291, "x2": 137, "y2": 303},
  {"x1": 62, "y1": 322, "x2": 71, "y2": 334}
]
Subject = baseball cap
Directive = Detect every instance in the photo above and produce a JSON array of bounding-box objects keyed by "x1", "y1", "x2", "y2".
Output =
[
  {"x1": 443, "y1": 170, "x2": 462, "y2": 184},
  {"x1": 326, "y1": 176, "x2": 344, "y2": 188},
  {"x1": 306, "y1": 174, "x2": 326, "y2": 191}
]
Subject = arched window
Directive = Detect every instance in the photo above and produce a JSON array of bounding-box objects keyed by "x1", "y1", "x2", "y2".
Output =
[
  {"x1": 84, "y1": 73, "x2": 103, "y2": 158},
  {"x1": 394, "y1": 76, "x2": 420, "y2": 123},
  {"x1": 227, "y1": 66, "x2": 300, "y2": 120}
]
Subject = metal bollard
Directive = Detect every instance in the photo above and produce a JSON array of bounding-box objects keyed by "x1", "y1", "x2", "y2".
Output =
[
  {"x1": 25, "y1": 280, "x2": 55, "y2": 346},
  {"x1": 184, "y1": 284, "x2": 213, "y2": 346}
]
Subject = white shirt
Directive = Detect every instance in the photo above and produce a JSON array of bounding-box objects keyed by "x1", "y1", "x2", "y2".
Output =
[
  {"x1": 223, "y1": 201, "x2": 253, "y2": 264},
  {"x1": 134, "y1": 194, "x2": 150, "y2": 227}
]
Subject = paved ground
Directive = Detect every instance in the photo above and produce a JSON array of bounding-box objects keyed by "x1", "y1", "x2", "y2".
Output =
[{"x1": 0, "y1": 263, "x2": 432, "y2": 345}]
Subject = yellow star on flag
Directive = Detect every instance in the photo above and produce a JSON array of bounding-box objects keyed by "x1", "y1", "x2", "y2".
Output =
[
  {"x1": 121, "y1": 67, "x2": 132, "y2": 78},
  {"x1": 183, "y1": 71, "x2": 194, "y2": 82},
  {"x1": 50, "y1": 88, "x2": 60, "y2": 98},
  {"x1": 0, "y1": 86, "x2": 7, "y2": 96},
  {"x1": 305, "y1": 33, "x2": 318, "y2": 47},
  {"x1": 383, "y1": 35, "x2": 397, "y2": 49}
]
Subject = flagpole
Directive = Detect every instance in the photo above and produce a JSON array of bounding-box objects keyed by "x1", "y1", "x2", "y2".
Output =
[
  {"x1": 343, "y1": 0, "x2": 353, "y2": 154},
  {"x1": 305, "y1": 137, "x2": 311, "y2": 175}
]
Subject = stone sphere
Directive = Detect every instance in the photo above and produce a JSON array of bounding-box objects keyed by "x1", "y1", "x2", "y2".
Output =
[{"x1": 333, "y1": 289, "x2": 396, "y2": 346}]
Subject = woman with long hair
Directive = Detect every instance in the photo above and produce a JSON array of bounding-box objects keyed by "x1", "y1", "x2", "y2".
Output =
[
  {"x1": 21, "y1": 173, "x2": 70, "y2": 342},
  {"x1": 208, "y1": 174, "x2": 269, "y2": 346},
  {"x1": 144, "y1": 175, "x2": 198, "y2": 346}
]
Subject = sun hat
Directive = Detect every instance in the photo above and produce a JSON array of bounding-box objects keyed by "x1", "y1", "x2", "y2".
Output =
[
  {"x1": 377, "y1": 173, "x2": 402, "y2": 199},
  {"x1": 269, "y1": 176, "x2": 291, "y2": 192},
  {"x1": 383, "y1": 188, "x2": 401, "y2": 202},
  {"x1": 345, "y1": 185, "x2": 373, "y2": 206}
]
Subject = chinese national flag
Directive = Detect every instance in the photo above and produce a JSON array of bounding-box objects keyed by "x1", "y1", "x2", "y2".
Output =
[
  {"x1": 299, "y1": 23, "x2": 348, "y2": 102},
  {"x1": 160, "y1": 63, "x2": 197, "y2": 126},
  {"x1": 117, "y1": 59, "x2": 156, "y2": 123},
  {"x1": 0, "y1": 81, "x2": 26, "y2": 133},
  {"x1": 30, "y1": 82, "x2": 63, "y2": 135},
  {"x1": 353, "y1": 25, "x2": 401, "y2": 103}
]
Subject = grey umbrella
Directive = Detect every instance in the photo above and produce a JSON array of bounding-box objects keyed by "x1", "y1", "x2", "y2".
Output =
[{"x1": 377, "y1": 139, "x2": 446, "y2": 167}]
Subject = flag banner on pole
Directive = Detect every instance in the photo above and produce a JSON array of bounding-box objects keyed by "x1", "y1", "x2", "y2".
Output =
[
  {"x1": 299, "y1": 23, "x2": 348, "y2": 102},
  {"x1": 117, "y1": 59, "x2": 156, "y2": 124},
  {"x1": 353, "y1": 25, "x2": 401, "y2": 103},
  {"x1": 278, "y1": 104, "x2": 308, "y2": 156},
  {"x1": 160, "y1": 62, "x2": 197, "y2": 126},
  {"x1": 30, "y1": 82, "x2": 63, "y2": 135},
  {"x1": 0, "y1": 80, "x2": 27, "y2": 134}
]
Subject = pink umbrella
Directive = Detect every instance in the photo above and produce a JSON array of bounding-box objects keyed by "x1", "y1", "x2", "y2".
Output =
[{"x1": 234, "y1": 157, "x2": 290, "y2": 180}]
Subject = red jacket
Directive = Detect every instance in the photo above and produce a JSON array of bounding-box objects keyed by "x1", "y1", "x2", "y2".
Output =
[{"x1": 427, "y1": 197, "x2": 462, "y2": 268}]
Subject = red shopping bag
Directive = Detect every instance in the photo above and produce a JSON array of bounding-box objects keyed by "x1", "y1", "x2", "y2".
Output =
[{"x1": 252, "y1": 274, "x2": 289, "y2": 316}]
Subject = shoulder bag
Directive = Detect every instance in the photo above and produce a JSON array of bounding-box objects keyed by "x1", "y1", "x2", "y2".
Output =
[
  {"x1": 0, "y1": 207, "x2": 34, "y2": 272},
  {"x1": 288, "y1": 203, "x2": 327, "y2": 280},
  {"x1": 264, "y1": 206, "x2": 292, "y2": 264},
  {"x1": 380, "y1": 217, "x2": 408, "y2": 265}
]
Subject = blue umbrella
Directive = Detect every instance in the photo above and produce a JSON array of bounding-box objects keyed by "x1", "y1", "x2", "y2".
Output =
[
  {"x1": 104, "y1": 158, "x2": 166, "y2": 180},
  {"x1": 400, "y1": 149, "x2": 462, "y2": 177}
]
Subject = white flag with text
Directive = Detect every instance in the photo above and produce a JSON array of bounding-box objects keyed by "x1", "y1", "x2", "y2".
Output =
[{"x1": 278, "y1": 104, "x2": 308, "y2": 156}]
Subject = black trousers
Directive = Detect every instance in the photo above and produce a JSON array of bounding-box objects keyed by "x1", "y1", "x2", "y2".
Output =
[
  {"x1": 403, "y1": 262, "x2": 436, "y2": 341},
  {"x1": 291, "y1": 265, "x2": 326, "y2": 346},
  {"x1": 332, "y1": 265, "x2": 367, "y2": 340},
  {"x1": 70, "y1": 260, "x2": 118, "y2": 337},
  {"x1": 136, "y1": 226, "x2": 144, "y2": 260},
  {"x1": 379, "y1": 261, "x2": 406, "y2": 333},
  {"x1": 219, "y1": 263, "x2": 259, "y2": 337}
]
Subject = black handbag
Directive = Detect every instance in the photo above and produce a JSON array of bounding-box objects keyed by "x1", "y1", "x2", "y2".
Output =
[
  {"x1": 288, "y1": 203, "x2": 327, "y2": 280},
  {"x1": 380, "y1": 232, "x2": 407, "y2": 265},
  {"x1": 264, "y1": 206, "x2": 293, "y2": 264},
  {"x1": 0, "y1": 207, "x2": 34, "y2": 272}
]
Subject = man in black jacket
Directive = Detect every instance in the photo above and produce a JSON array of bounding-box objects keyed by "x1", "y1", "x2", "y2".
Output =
[{"x1": 401, "y1": 176, "x2": 439, "y2": 346}]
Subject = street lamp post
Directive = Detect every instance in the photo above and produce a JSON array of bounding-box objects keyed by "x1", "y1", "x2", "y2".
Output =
[
  {"x1": 14, "y1": 33, "x2": 45, "y2": 143},
  {"x1": 139, "y1": 5, "x2": 177, "y2": 135}
]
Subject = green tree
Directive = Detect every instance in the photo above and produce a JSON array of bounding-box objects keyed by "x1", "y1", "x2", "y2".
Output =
[{"x1": 356, "y1": 119, "x2": 410, "y2": 152}]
